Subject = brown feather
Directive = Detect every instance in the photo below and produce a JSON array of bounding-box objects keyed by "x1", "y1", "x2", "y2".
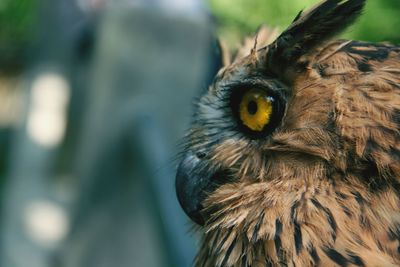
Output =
[{"x1": 177, "y1": 0, "x2": 400, "y2": 266}]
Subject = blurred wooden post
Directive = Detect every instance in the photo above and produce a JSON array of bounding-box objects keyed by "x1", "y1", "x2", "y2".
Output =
[
  {"x1": 1, "y1": 1, "x2": 212, "y2": 267},
  {"x1": 58, "y1": 4, "x2": 212, "y2": 267}
]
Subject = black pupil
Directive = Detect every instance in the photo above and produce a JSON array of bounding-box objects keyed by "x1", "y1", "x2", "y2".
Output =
[{"x1": 247, "y1": 100, "x2": 258, "y2": 115}]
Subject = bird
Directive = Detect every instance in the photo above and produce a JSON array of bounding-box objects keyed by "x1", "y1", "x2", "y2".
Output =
[{"x1": 175, "y1": 0, "x2": 400, "y2": 266}]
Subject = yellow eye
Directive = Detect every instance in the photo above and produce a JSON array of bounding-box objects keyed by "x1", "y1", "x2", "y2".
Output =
[{"x1": 239, "y1": 88, "x2": 273, "y2": 132}]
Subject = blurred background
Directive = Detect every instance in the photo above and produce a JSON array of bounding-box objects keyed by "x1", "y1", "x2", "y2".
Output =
[{"x1": 0, "y1": 0, "x2": 398, "y2": 267}]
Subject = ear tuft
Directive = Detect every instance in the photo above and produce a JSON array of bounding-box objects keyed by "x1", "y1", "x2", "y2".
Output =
[
  {"x1": 235, "y1": 25, "x2": 280, "y2": 62},
  {"x1": 266, "y1": 0, "x2": 366, "y2": 78},
  {"x1": 216, "y1": 38, "x2": 232, "y2": 67}
]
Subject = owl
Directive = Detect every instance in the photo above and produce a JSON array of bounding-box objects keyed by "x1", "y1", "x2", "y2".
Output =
[{"x1": 176, "y1": 0, "x2": 400, "y2": 266}]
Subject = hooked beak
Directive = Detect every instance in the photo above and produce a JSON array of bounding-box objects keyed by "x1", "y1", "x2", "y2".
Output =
[{"x1": 175, "y1": 151, "x2": 228, "y2": 226}]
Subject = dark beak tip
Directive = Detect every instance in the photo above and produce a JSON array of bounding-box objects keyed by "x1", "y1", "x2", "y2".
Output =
[
  {"x1": 175, "y1": 177, "x2": 205, "y2": 226},
  {"x1": 175, "y1": 153, "x2": 231, "y2": 227},
  {"x1": 175, "y1": 153, "x2": 206, "y2": 226},
  {"x1": 187, "y1": 209, "x2": 205, "y2": 226}
]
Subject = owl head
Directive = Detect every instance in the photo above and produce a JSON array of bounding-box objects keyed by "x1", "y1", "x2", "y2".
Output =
[{"x1": 176, "y1": 0, "x2": 400, "y2": 265}]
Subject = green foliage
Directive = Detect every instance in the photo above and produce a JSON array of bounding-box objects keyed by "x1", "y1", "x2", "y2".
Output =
[
  {"x1": 0, "y1": 0, "x2": 37, "y2": 70},
  {"x1": 0, "y1": 0, "x2": 37, "y2": 49},
  {"x1": 349, "y1": 0, "x2": 400, "y2": 43},
  {"x1": 209, "y1": 0, "x2": 400, "y2": 45}
]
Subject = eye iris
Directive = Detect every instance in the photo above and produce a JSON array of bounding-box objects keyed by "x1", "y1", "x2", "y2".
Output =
[{"x1": 239, "y1": 89, "x2": 273, "y2": 132}]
